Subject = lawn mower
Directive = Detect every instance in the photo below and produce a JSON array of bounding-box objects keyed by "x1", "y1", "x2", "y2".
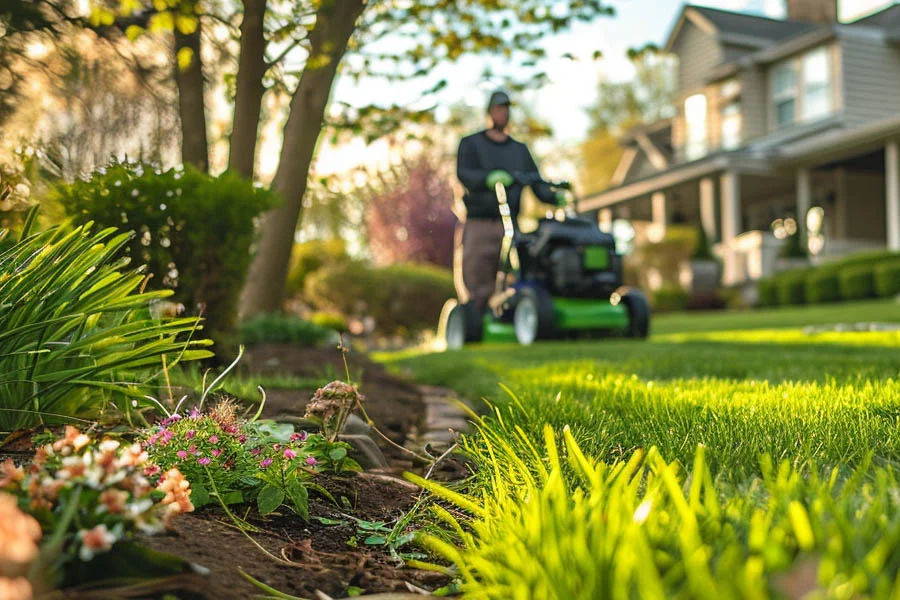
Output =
[{"x1": 439, "y1": 174, "x2": 650, "y2": 348}]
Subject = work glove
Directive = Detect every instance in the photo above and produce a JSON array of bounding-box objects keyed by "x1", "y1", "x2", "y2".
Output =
[
  {"x1": 486, "y1": 170, "x2": 514, "y2": 188},
  {"x1": 555, "y1": 191, "x2": 567, "y2": 207}
]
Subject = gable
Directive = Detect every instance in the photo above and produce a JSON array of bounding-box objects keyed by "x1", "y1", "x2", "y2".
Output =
[{"x1": 669, "y1": 21, "x2": 724, "y2": 95}]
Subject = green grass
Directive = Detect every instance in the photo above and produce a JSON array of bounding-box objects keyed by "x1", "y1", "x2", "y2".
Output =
[{"x1": 378, "y1": 300, "x2": 900, "y2": 597}]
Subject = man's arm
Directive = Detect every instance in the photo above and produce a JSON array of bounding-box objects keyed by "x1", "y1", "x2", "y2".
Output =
[
  {"x1": 457, "y1": 136, "x2": 490, "y2": 192},
  {"x1": 522, "y1": 145, "x2": 557, "y2": 205}
]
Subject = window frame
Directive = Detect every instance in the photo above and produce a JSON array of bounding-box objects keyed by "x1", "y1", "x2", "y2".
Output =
[
  {"x1": 769, "y1": 44, "x2": 837, "y2": 131},
  {"x1": 683, "y1": 92, "x2": 708, "y2": 161}
]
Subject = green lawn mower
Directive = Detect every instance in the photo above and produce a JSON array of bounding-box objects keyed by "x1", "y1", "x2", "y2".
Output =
[{"x1": 440, "y1": 175, "x2": 650, "y2": 348}]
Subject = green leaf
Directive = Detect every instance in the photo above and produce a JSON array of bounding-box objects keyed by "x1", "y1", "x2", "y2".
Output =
[
  {"x1": 313, "y1": 516, "x2": 348, "y2": 526},
  {"x1": 257, "y1": 484, "x2": 285, "y2": 515},
  {"x1": 328, "y1": 446, "x2": 348, "y2": 461},
  {"x1": 364, "y1": 535, "x2": 387, "y2": 546},
  {"x1": 222, "y1": 490, "x2": 244, "y2": 505},
  {"x1": 347, "y1": 586, "x2": 365, "y2": 597},
  {"x1": 190, "y1": 482, "x2": 210, "y2": 507},
  {"x1": 286, "y1": 478, "x2": 309, "y2": 521},
  {"x1": 255, "y1": 421, "x2": 296, "y2": 442}
]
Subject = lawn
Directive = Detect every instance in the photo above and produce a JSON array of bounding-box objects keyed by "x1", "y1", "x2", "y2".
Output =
[{"x1": 378, "y1": 299, "x2": 900, "y2": 598}]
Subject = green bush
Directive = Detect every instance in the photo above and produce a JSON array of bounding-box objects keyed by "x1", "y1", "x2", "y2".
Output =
[
  {"x1": 305, "y1": 261, "x2": 455, "y2": 336},
  {"x1": 775, "y1": 270, "x2": 809, "y2": 306},
  {"x1": 804, "y1": 271, "x2": 840, "y2": 304},
  {"x1": 309, "y1": 311, "x2": 348, "y2": 333},
  {"x1": 0, "y1": 223, "x2": 212, "y2": 430},
  {"x1": 756, "y1": 278, "x2": 778, "y2": 307},
  {"x1": 832, "y1": 249, "x2": 900, "y2": 270},
  {"x1": 52, "y1": 161, "x2": 277, "y2": 356},
  {"x1": 874, "y1": 260, "x2": 900, "y2": 298},
  {"x1": 651, "y1": 286, "x2": 689, "y2": 313},
  {"x1": 239, "y1": 313, "x2": 332, "y2": 347},
  {"x1": 286, "y1": 239, "x2": 350, "y2": 298},
  {"x1": 838, "y1": 265, "x2": 876, "y2": 301}
]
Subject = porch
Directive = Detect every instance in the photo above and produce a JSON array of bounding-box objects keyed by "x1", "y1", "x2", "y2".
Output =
[{"x1": 581, "y1": 136, "x2": 900, "y2": 287}]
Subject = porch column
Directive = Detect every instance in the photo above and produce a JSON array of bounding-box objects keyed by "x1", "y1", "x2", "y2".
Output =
[
  {"x1": 720, "y1": 171, "x2": 742, "y2": 285},
  {"x1": 699, "y1": 177, "x2": 716, "y2": 240},
  {"x1": 796, "y1": 168, "x2": 811, "y2": 237},
  {"x1": 650, "y1": 191, "x2": 666, "y2": 242},
  {"x1": 887, "y1": 140, "x2": 900, "y2": 250},
  {"x1": 598, "y1": 208, "x2": 613, "y2": 233}
]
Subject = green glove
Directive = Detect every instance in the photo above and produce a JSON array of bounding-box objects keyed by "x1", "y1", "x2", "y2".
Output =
[
  {"x1": 486, "y1": 170, "x2": 514, "y2": 188},
  {"x1": 555, "y1": 191, "x2": 567, "y2": 207}
]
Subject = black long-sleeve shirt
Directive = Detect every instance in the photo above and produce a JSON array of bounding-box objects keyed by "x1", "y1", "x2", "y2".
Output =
[{"x1": 457, "y1": 130, "x2": 555, "y2": 220}]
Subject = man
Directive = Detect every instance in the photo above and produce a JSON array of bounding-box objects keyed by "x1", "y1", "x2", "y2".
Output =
[{"x1": 455, "y1": 90, "x2": 559, "y2": 313}]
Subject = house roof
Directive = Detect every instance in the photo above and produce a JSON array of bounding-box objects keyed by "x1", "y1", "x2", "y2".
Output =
[
  {"x1": 664, "y1": 4, "x2": 816, "y2": 52},
  {"x1": 849, "y1": 3, "x2": 900, "y2": 28}
]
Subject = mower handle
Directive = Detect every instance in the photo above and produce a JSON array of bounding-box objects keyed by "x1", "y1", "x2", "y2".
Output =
[{"x1": 512, "y1": 171, "x2": 572, "y2": 191}]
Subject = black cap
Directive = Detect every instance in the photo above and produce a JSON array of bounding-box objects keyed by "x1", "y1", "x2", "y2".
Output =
[{"x1": 486, "y1": 90, "x2": 512, "y2": 112}]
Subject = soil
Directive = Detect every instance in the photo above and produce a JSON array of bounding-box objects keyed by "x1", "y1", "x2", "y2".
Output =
[{"x1": 137, "y1": 343, "x2": 446, "y2": 599}]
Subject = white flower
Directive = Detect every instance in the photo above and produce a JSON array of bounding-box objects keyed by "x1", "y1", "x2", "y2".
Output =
[{"x1": 77, "y1": 524, "x2": 120, "y2": 561}]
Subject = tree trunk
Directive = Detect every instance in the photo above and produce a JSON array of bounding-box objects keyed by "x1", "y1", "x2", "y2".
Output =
[
  {"x1": 238, "y1": 0, "x2": 365, "y2": 318},
  {"x1": 175, "y1": 22, "x2": 209, "y2": 173},
  {"x1": 228, "y1": 0, "x2": 267, "y2": 179}
]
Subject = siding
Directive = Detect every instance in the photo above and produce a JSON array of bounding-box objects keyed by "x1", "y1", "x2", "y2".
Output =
[
  {"x1": 623, "y1": 152, "x2": 660, "y2": 183},
  {"x1": 740, "y1": 66, "x2": 768, "y2": 143},
  {"x1": 842, "y1": 31, "x2": 900, "y2": 128},
  {"x1": 671, "y1": 22, "x2": 723, "y2": 97}
]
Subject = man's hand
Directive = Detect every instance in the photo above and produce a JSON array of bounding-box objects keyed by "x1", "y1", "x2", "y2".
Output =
[{"x1": 486, "y1": 170, "x2": 514, "y2": 188}]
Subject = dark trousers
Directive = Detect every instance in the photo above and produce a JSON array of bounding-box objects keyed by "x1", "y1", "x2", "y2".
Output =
[{"x1": 454, "y1": 218, "x2": 505, "y2": 312}]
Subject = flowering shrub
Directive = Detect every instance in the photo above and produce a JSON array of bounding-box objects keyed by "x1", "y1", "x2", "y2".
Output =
[
  {"x1": 0, "y1": 426, "x2": 193, "y2": 589},
  {"x1": 143, "y1": 398, "x2": 361, "y2": 519}
]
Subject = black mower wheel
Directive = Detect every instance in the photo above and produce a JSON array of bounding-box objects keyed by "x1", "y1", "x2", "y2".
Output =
[
  {"x1": 513, "y1": 286, "x2": 556, "y2": 346},
  {"x1": 616, "y1": 287, "x2": 650, "y2": 339},
  {"x1": 444, "y1": 301, "x2": 483, "y2": 349}
]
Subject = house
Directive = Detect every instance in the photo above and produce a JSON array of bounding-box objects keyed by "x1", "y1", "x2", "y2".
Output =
[{"x1": 580, "y1": 0, "x2": 900, "y2": 286}]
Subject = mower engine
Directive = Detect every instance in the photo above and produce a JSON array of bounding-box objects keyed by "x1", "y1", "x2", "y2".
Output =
[{"x1": 518, "y1": 218, "x2": 621, "y2": 298}]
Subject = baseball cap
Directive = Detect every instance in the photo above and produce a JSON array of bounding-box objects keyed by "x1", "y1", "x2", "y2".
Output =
[{"x1": 486, "y1": 90, "x2": 512, "y2": 112}]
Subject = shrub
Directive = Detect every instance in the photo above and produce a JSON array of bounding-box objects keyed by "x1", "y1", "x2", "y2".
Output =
[
  {"x1": 838, "y1": 265, "x2": 876, "y2": 301},
  {"x1": 691, "y1": 226, "x2": 714, "y2": 261},
  {"x1": 756, "y1": 278, "x2": 778, "y2": 307},
  {"x1": 651, "y1": 286, "x2": 689, "y2": 313},
  {"x1": 305, "y1": 261, "x2": 455, "y2": 336},
  {"x1": 775, "y1": 270, "x2": 809, "y2": 306},
  {"x1": 874, "y1": 260, "x2": 900, "y2": 298},
  {"x1": 309, "y1": 311, "x2": 348, "y2": 333},
  {"x1": 239, "y1": 313, "x2": 332, "y2": 347},
  {"x1": 779, "y1": 230, "x2": 807, "y2": 259},
  {"x1": 833, "y1": 249, "x2": 900, "y2": 270},
  {"x1": 52, "y1": 161, "x2": 277, "y2": 356},
  {"x1": 804, "y1": 271, "x2": 840, "y2": 304},
  {"x1": 286, "y1": 239, "x2": 350, "y2": 298},
  {"x1": 0, "y1": 223, "x2": 212, "y2": 430}
]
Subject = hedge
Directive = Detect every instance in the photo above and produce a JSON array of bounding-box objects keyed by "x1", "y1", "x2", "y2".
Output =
[
  {"x1": 804, "y1": 271, "x2": 840, "y2": 304},
  {"x1": 775, "y1": 270, "x2": 810, "y2": 306},
  {"x1": 874, "y1": 260, "x2": 900, "y2": 298},
  {"x1": 838, "y1": 265, "x2": 877, "y2": 301},
  {"x1": 651, "y1": 287, "x2": 689, "y2": 313}
]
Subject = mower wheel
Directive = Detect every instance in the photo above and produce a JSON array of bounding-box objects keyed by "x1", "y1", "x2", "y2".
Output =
[
  {"x1": 616, "y1": 287, "x2": 650, "y2": 339},
  {"x1": 443, "y1": 300, "x2": 483, "y2": 349},
  {"x1": 513, "y1": 286, "x2": 556, "y2": 346}
]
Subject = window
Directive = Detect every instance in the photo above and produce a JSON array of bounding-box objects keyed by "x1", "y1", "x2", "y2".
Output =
[
  {"x1": 770, "y1": 45, "x2": 834, "y2": 129},
  {"x1": 684, "y1": 93, "x2": 707, "y2": 160},
  {"x1": 773, "y1": 62, "x2": 797, "y2": 128},
  {"x1": 802, "y1": 47, "x2": 831, "y2": 120},
  {"x1": 721, "y1": 101, "x2": 742, "y2": 150}
]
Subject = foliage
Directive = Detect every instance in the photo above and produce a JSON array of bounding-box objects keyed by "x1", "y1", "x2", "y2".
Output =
[
  {"x1": 874, "y1": 260, "x2": 900, "y2": 298},
  {"x1": 756, "y1": 278, "x2": 778, "y2": 308},
  {"x1": 0, "y1": 426, "x2": 193, "y2": 590},
  {"x1": 804, "y1": 270, "x2": 840, "y2": 304},
  {"x1": 143, "y1": 399, "x2": 359, "y2": 518},
  {"x1": 775, "y1": 270, "x2": 809, "y2": 306},
  {"x1": 779, "y1": 230, "x2": 808, "y2": 259},
  {"x1": 837, "y1": 264, "x2": 876, "y2": 301},
  {"x1": 691, "y1": 226, "x2": 714, "y2": 261},
  {"x1": 0, "y1": 222, "x2": 212, "y2": 431},
  {"x1": 239, "y1": 313, "x2": 334, "y2": 347},
  {"x1": 309, "y1": 311, "x2": 349, "y2": 333},
  {"x1": 363, "y1": 154, "x2": 457, "y2": 268},
  {"x1": 305, "y1": 261, "x2": 455, "y2": 336},
  {"x1": 52, "y1": 162, "x2": 277, "y2": 355},
  {"x1": 627, "y1": 226, "x2": 695, "y2": 291},
  {"x1": 286, "y1": 239, "x2": 350, "y2": 298},
  {"x1": 650, "y1": 286, "x2": 688, "y2": 313}
]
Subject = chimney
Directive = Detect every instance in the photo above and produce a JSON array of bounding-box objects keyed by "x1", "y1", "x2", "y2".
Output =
[{"x1": 785, "y1": 0, "x2": 838, "y2": 24}]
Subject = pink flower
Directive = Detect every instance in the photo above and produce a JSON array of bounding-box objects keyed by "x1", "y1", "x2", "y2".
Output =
[
  {"x1": 77, "y1": 524, "x2": 117, "y2": 560},
  {"x1": 250, "y1": 448, "x2": 262, "y2": 456},
  {"x1": 211, "y1": 449, "x2": 222, "y2": 457},
  {"x1": 198, "y1": 457, "x2": 211, "y2": 466},
  {"x1": 260, "y1": 458, "x2": 273, "y2": 469},
  {"x1": 176, "y1": 451, "x2": 188, "y2": 459},
  {"x1": 208, "y1": 435, "x2": 219, "y2": 444},
  {"x1": 305, "y1": 456, "x2": 318, "y2": 466},
  {"x1": 272, "y1": 444, "x2": 281, "y2": 451},
  {"x1": 283, "y1": 449, "x2": 297, "y2": 460},
  {"x1": 237, "y1": 435, "x2": 247, "y2": 444},
  {"x1": 290, "y1": 431, "x2": 308, "y2": 442},
  {"x1": 188, "y1": 445, "x2": 197, "y2": 454},
  {"x1": 186, "y1": 430, "x2": 196, "y2": 439},
  {"x1": 143, "y1": 464, "x2": 160, "y2": 477}
]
